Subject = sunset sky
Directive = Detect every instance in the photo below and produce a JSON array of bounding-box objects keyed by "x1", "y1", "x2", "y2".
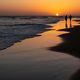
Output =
[{"x1": 0, "y1": 0, "x2": 80, "y2": 16}]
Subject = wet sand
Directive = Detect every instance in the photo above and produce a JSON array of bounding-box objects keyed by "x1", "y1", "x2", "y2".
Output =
[
  {"x1": 49, "y1": 26, "x2": 80, "y2": 58},
  {"x1": 49, "y1": 19, "x2": 80, "y2": 80},
  {"x1": 0, "y1": 18, "x2": 80, "y2": 80}
]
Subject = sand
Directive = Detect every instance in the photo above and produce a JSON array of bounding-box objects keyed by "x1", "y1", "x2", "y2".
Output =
[{"x1": 0, "y1": 18, "x2": 79, "y2": 80}]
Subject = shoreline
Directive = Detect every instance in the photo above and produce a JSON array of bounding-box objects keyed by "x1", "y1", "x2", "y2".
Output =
[
  {"x1": 0, "y1": 18, "x2": 79, "y2": 80},
  {"x1": 49, "y1": 24, "x2": 80, "y2": 58},
  {"x1": 0, "y1": 16, "x2": 62, "y2": 51}
]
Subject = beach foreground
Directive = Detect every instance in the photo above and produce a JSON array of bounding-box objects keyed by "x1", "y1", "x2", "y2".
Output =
[{"x1": 0, "y1": 17, "x2": 80, "y2": 80}]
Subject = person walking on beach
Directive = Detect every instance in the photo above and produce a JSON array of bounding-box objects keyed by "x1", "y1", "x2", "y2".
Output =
[
  {"x1": 65, "y1": 15, "x2": 68, "y2": 29},
  {"x1": 69, "y1": 15, "x2": 72, "y2": 28}
]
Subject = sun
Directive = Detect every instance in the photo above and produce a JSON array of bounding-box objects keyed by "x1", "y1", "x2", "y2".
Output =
[{"x1": 56, "y1": 13, "x2": 59, "y2": 16}]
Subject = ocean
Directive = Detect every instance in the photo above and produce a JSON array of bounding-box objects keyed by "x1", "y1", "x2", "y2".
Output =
[{"x1": 0, "y1": 16, "x2": 62, "y2": 50}]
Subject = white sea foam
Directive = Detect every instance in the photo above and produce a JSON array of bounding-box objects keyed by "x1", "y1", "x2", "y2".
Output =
[{"x1": 0, "y1": 16, "x2": 63, "y2": 26}]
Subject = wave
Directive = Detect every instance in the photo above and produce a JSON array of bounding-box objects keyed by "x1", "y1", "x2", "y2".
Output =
[
  {"x1": 0, "y1": 16, "x2": 63, "y2": 26},
  {"x1": 0, "y1": 24, "x2": 52, "y2": 50}
]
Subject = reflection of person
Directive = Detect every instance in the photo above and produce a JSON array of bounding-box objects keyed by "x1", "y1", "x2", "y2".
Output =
[{"x1": 65, "y1": 15, "x2": 68, "y2": 29}]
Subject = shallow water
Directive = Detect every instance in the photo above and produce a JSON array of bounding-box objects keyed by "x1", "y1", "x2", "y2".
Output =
[{"x1": 0, "y1": 18, "x2": 80, "y2": 80}]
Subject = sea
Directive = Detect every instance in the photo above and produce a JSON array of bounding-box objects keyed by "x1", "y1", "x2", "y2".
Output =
[{"x1": 0, "y1": 16, "x2": 63, "y2": 50}]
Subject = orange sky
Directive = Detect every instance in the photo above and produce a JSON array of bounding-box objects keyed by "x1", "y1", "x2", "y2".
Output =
[{"x1": 0, "y1": 0, "x2": 80, "y2": 16}]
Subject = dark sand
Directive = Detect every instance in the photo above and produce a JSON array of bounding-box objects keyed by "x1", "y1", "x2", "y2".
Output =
[
  {"x1": 70, "y1": 69, "x2": 80, "y2": 80},
  {"x1": 49, "y1": 25, "x2": 80, "y2": 58}
]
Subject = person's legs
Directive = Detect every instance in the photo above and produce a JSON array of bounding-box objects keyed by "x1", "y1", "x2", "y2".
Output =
[
  {"x1": 65, "y1": 20, "x2": 68, "y2": 29},
  {"x1": 70, "y1": 19, "x2": 72, "y2": 28}
]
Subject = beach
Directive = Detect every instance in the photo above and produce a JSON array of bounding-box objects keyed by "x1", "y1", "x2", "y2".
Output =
[{"x1": 0, "y1": 17, "x2": 80, "y2": 80}]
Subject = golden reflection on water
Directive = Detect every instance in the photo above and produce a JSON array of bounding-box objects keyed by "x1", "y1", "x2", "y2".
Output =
[{"x1": 50, "y1": 18, "x2": 79, "y2": 30}]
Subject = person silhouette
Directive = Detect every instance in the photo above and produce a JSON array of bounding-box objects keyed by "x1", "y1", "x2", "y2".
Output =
[
  {"x1": 69, "y1": 15, "x2": 72, "y2": 28},
  {"x1": 65, "y1": 15, "x2": 68, "y2": 29}
]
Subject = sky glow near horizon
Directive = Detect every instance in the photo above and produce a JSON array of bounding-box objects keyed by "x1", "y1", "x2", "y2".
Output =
[{"x1": 0, "y1": 0, "x2": 80, "y2": 16}]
